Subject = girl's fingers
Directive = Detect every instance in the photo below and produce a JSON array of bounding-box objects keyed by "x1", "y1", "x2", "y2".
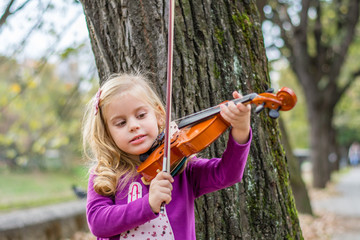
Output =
[
  {"x1": 237, "y1": 102, "x2": 251, "y2": 112},
  {"x1": 152, "y1": 172, "x2": 174, "y2": 193},
  {"x1": 156, "y1": 180, "x2": 173, "y2": 192},
  {"x1": 232, "y1": 91, "x2": 242, "y2": 99},
  {"x1": 220, "y1": 101, "x2": 247, "y2": 120},
  {"x1": 160, "y1": 192, "x2": 172, "y2": 204},
  {"x1": 154, "y1": 171, "x2": 174, "y2": 182},
  {"x1": 232, "y1": 91, "x2": 251, "y2": 112}
]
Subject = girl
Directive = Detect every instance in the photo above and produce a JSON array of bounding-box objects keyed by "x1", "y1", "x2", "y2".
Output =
[{"x1": 82, "y1": 73, "x2": 252, "y2": 240}]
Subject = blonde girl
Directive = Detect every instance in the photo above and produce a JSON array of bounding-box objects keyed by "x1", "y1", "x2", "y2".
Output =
[{"x1": 83, "y1": 72, "x2": 252, "y2": 239}]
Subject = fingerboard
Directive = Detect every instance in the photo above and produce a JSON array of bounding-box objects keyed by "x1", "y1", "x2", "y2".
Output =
[{"x1": 177, "y1": 93, "x2": 257, "y2": 129}]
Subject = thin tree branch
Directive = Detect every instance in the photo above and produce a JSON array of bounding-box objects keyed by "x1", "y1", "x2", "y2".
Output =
[
  {"x1": 329, "y1": 0, "x2": 360, "y2": 81},
  {"x1": 0, "y1": 0, "x2": 32, "y2": 29},
  {"x1": 313, "y1": 2, "x2": 327, "y2": 76},
  {"x1": 0, "y1": 0, "x2": 16, "y2": 28},
  {"x1": 338, "y1": 69, "x2": 360, "y2": 98},
  {"x1": 12, "y1": 0, "x2": 32, "y2": 13}
]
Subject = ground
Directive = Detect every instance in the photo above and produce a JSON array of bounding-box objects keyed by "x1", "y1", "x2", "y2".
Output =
[{"x1": 299, "y1": 167, "x2": 360, "y2": 240}]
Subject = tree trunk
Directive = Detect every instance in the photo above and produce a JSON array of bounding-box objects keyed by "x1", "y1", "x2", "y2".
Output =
[
  {"x1": 80, "y1": 0, "x2": 302, "y2": 238},
  {"x1": 279, "y1": 118, "x2": 312, "y2": 214},
  {"x1": 307, "y1": 97, "x2": 336, "y2": 188}
]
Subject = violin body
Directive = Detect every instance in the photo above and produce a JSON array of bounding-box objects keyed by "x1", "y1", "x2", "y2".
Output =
[
  {"x1": 137, "y1": 87, "x2": 297, "y2": 183},
  {"x1": 137, "y1": 114, "x2": 230, "y2": 182}
]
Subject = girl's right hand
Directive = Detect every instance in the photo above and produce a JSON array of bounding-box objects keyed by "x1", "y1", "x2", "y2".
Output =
[{"x1": 148, "y1": 171, "x2": 174, "y2": 214}]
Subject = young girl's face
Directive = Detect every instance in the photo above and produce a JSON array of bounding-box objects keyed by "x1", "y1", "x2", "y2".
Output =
[{"x1": 103, "y1": 92, "x2": 161, "y2": 156}]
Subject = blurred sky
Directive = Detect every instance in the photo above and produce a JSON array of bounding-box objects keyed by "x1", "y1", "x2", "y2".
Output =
[
  {"x1": 0, "y1": 0, "x2": 285, "y2": 86},
  {"x1": 0, "y1": 0, "x2": 89, "y2": 62}
]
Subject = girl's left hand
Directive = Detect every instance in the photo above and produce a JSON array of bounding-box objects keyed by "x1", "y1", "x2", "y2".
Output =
[{"x1": 219, "y1": 91, "x2": 251, "y2": 144}]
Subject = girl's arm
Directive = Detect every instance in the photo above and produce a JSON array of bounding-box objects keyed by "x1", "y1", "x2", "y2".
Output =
[
  {"x1": 188, "y1": 90, "x2": 252, "y2": 197},
  {"x1": 86, "y1": 174, "x2": 157, "y2": 238},
  {"x1": 188, "y1": 129, "x2": 252, "y2": 198}
]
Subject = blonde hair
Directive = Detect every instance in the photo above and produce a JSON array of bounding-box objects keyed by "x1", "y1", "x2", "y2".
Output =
[{"x1": 82, "y1": 73, "x2": 165, "y2": 197}]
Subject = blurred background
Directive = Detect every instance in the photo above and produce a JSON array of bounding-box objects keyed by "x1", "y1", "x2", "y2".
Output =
[
  {"x1": 0, "y1": 0, "x2": 359, "y2": 239},
  {"x1": 0, "y1": 0, "x2": 97, "y2": 212}
]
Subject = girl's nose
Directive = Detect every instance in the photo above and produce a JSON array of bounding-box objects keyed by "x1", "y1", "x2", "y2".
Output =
[{"x1": 128, "y1": 118, "x2": 140, "y2": 132}]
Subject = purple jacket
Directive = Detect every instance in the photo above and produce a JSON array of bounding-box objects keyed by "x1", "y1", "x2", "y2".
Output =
[{"x1": 86, "y1": 130, "x2": 252, "y2": 239}]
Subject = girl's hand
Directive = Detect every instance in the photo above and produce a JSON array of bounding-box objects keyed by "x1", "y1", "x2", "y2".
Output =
[
  {"x1": 149, "y1": 171, "x2": 174, "y2": 214},
  {"x1": 220, "y1": 91, "x2": 251, "y2": 144}
]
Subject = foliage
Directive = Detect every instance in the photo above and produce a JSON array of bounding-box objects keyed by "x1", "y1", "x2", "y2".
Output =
[
  {"x1": 0, "y1": 55, "x2": 96, "y2": 171},
  {"x1": 333, "y1": 31, "x2": 360, "y2": 147},
  {"x1": 335, "y1": 79, "x2": 360, "y2": 147},
  {"x1": 273, "y1": 62, "x2": 309, "y2": 149},
  {"x1": 0, "y1": 0, "x2": 98, "y2": 172}
]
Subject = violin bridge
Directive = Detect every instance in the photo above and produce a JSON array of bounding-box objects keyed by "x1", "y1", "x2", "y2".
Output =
[{"x1": 169, "y1": 121, "x2": 179, "y2": 138}]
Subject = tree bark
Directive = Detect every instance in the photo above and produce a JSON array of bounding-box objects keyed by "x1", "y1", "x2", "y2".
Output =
[{"x1": 80, "y1": 0, "x2": 302, "y2": 238}]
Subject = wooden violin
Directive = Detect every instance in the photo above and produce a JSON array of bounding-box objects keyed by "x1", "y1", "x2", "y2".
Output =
[{"x1": 137, "y1": 87, "x2": 297, "y2": 183}]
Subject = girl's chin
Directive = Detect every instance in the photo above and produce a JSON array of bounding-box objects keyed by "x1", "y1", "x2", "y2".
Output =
[{"x1": 132, "y1": 146, "x2": 152, "y2": 157}]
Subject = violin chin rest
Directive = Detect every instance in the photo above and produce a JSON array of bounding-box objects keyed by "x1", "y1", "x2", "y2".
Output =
[{"x1": 141, "y1": 177, "x2": 151, "y2": 185}]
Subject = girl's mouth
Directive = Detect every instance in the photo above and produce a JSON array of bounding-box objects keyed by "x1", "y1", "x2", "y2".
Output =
[{"x1": 130, "y1": 135, "x2": 146, "y2": 144}]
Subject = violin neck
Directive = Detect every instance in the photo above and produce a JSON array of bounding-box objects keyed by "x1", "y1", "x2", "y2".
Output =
[
  {"x1": 232, "y1": 93, "x2": 258, "y2": 106},
  {"x1": 178, "y1": 93, "x2": 257, "y2": 129}
]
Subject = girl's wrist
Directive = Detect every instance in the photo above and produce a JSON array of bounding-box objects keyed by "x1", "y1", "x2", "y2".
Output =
[{"x1": 231, "y1": 126, "x2": 250, "y2": 144}]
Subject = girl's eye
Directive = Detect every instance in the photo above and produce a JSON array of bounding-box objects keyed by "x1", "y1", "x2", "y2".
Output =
[
  {"x1": 137, "y1": 112, "x2": 147, "y2": 119},
  {"x1": 115, "y1": 120, "x2": 126, "y2": 127}
]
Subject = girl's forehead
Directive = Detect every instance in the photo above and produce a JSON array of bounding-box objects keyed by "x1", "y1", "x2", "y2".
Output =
[
  {"x1": 111, "y1": 92, "x2": 153, "y2": 111},
  {"x1": 113, "y1": 85, "x2": 144, "y2": 99},
  {"x1": 113, "y1": 91, "x2": 145, "y2": 103},
  {"x1": 104, "y1": 93, "x2": 150, "y2": 120}
]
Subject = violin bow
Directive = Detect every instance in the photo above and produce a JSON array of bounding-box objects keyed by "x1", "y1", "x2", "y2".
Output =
[
  {"x1": 163, "y1": 0, "x2": 175, "y2": 174},
  {"x1": 160, "y1": 0, "x2": 175, "y2": 212}
]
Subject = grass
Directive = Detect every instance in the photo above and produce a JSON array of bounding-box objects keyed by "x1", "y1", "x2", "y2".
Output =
[{"x1": 0, "y1": 167, "x2": 89, "y2": 212}]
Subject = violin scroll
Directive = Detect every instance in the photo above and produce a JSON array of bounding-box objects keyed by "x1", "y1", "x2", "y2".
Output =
[
  {"x1": 275, "y1": 87, "x2": 297, "y2": 111},
  {"x1": 252, "y1": 87, "x2": 297, "y2": 119}
]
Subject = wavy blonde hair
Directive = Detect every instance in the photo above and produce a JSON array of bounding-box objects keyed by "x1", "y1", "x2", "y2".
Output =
[{"x1": 82, "y1": 73, "x2": 165, "y2": 197}]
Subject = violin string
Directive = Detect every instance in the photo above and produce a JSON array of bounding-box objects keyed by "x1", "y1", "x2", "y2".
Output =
[
  {"x1": 174, "y1": 94, "x2": 259, "y2": 123},
  {"x1": 173, "y1": 104, "x2": 219, "y2": 123}
]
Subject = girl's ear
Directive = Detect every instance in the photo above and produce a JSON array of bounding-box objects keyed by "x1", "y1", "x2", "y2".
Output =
[
  {"x1": 157, "y1": 116, "x2": 164, "y2": 132},
  {"x1": 156, "y1": 105, "x2": 165, "y2": 132}
]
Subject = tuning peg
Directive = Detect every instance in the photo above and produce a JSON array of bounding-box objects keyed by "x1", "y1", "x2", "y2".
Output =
[
  {"x1": 255, "y1": 103, "x2": 265, "y2": 114},
  {"x1": 268, "y1": 107, "x2": 281, "y2": 119},
  {"x1": 266, "y1": 88, "x2": 274, "y2": 93}
]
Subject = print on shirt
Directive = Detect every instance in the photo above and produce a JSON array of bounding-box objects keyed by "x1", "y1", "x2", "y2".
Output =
[
  {"x1": 128, "y1": 182, "x2": 142, "y2": 203},
  {"x1": 120, "y1": 182, "x2": 174, "y2": 240}
]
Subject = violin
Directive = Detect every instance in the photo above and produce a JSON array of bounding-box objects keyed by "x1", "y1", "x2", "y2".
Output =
[{"x1": 137, "y1": 87, "x2": 297, "y2": 184}]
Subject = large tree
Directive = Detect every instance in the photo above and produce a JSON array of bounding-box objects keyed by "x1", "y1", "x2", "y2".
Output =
[
  {"x1": 80, "y1": 0, "x2": 302, "y2": 238},
  {"x1": 261, "y1": 0, "x2": 360, "y2": 188}
]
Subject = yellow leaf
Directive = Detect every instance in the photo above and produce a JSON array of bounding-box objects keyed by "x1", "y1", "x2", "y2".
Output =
[
  {"x1": 10, "y1": 83, "x2": 21, "y2": 94},
  {"x1": 28, "y1": 80, "x2": 37, "y2": 89}
]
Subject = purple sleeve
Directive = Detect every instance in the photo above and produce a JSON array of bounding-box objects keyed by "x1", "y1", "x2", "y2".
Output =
[
  {"x1": 86, "y1": 174, "x2": 157, "y2": 238},
  {"x1": 187, "y1": 128, "x2": 252, "y2": 198}
]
